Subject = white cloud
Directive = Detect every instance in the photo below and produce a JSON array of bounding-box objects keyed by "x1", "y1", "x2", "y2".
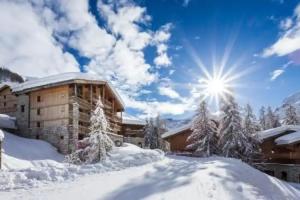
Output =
[
  {"x1": 0, "y1": 1, "x2": 79, "y2": 77},
  {"x1": 158, "y1": 86, "x2": 181, "y2": 99},
  {"x1": 280, "y1": 18, "x2": 293, "y2": 30},
  {"x1": 263, "y1": 3, "x2": 300, "y2": 57},
  {"x1": 0, "y1": 0, "x2": 188, "y2": 117},
  {"x1": 153, "y1": 23, "x2": 173, "y2": 67},
  {"x1": 270, "y1": 69, "x2": 285, "y2": 81}
]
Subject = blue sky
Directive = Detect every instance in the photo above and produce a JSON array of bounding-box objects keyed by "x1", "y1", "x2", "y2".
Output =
[{"x1": 1, "y1": 0, "x2": 300, "y2": 119}]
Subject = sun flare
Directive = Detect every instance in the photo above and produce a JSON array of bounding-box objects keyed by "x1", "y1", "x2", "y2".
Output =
[{"x1": 206, "y1": 78, "x2": 226, "y2": 96}]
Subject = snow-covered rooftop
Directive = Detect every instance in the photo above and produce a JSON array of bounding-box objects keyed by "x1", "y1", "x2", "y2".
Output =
[
  {"x1": 258, "y1": 125, "x2": 300, "y2": 140},
  {"x1": 161, "y1": 123, "x2": 191, "y2": 139},
  {"x1": 12, "y1": 72, "x2": 125, "y2": 107},
  {"x1": 122, "y1": 118, "x2": 146, "y2": 126},
  {"x1": 0, "y1": 82, "x2": 18, "y2": 91},
  {"x1": 275, "y1": 131, "x2": 300, "y2": 145}
]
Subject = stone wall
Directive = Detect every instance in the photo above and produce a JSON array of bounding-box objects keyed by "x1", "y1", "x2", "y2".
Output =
[
  {"x1": 259, "y1": 163, "x2": 300, "y2": 183},
  {"x1": 29, "y1": 125, "x2": 71, "y2": 154}
]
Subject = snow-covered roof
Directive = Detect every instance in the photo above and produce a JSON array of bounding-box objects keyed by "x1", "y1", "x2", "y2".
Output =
[
  {"x1": 162, "y1": 123, "x2": 192, "y2": 139},
  {"x1": 258, "y1": 125, "x2": 300, "y2": 140},
  {"x1": 122, "y1": 118, "x2": 146, "y2": 126},
  {"x1": 275, "y1": 131, "x2": 300, "y2": 145},
  {"x1": 0, "y1": 129, "x2": 4, "y2": 141},
  {"x1": 0, "y1": 114, "x2": 17, "y2": 129},
  {"x1": 0, "y1": 82, "x2": 18, "y2": 91},
  {"x1": 12, "y1": 72, "x2": 125, "y2": 108}
]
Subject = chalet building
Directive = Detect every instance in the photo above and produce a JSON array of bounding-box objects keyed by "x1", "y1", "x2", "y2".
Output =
[
  {"x1": 258, "y1": 125, "x2": 300, "y2": 183},
  {"x1": 0, "y1": 73, "x2": 125, "y2": 154},
  {"x1": 162, "y1": 124, "x2": 192, "y2": 152},
  {"x1": 121, "y1": 118, "x2": 146, "y2": 148},
  {"x1": 0, "y1": 83, "x2": 18, "y2": 117}
]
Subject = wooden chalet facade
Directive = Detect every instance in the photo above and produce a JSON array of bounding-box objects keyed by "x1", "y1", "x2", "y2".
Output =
[
  {"x1": 258, "y1": 126, "x2": 300, "y2": 182},
  {"x1": 162, "y1": 124, "x2": 192, "y2": 152},
  {"x1": 0, "y1": 73, "x2": 125, "y2": 154},
  {"x1": 0, "y1": 83, "x2": 18, "y2": 117}
]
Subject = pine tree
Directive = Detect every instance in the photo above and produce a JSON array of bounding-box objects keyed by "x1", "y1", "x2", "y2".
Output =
[
  {"x1": 218, "y1": 95, "x2": 249, "y2": 159},
  {"x1": 186, "y1": 101, "x2": 218, "y2": 156},
  {"x1": 144, "y1": 115, "x2": 166, "y2": 149},
  {"x1": 144, "y1": 118, "x2": 154, "y2": 148},
  {"x1": 265, "y1": 106, "x2": 275, "y2": 129},
  {"x1": 243, "y1": 104, "x2": 259, "y2": 134},
  {"x1": 242, "y1": 104, "x2": 261, "y2": 163},
  {"x1": 66, "y1": 97, "x2": 114, "y2": 164},
  {"x1": 283, "y1": 104, "x2": 299, "y2": 125},
  {"x1": 265, "y1": 106, "x2": 281, "y2": 129},
  {"x1": 259, "y1": 106, "x2": 267, "y2": 130}
]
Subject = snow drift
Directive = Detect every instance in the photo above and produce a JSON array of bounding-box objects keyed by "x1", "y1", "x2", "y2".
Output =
[{"x1": 0, "y1": 131, "x2": 164, "y2": 190}]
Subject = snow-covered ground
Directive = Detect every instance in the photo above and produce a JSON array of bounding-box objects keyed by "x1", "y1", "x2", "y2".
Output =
[
  {"x1": 0, "y1": 131, "x2": 300, "y2": 199},
  {"x1": 1, "y1": 155, "x2": 300, "y2": 200},
  {"x1": 0, "y1": 131, "x2": 163, "y2": 190}
]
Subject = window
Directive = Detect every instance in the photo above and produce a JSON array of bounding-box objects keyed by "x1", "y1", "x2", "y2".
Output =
[
  {"x1": 37, "y1": 108, "x2": 41, "y2": 115},
  {"x1": 3, "y1": 102, "x2": 6, "y2": 107},
  {"x1": 60, "y1": 136, "x2": 64, "y2": 140},
  {"x1": 37, "y1": 121, "x2": 41, "y2": 128},
  {"x1": 36, "y1": 135, "x2": 40, "y2": 140},
  {"x1": 93, "y1": 86, "x2": 96, "y2": 93},
  {"x1": 21, "y1": 105, "x2": 25, "y2": 112},
  {"x1": 3, "y1": 95, "x2": 6, "y2": 99},
  {"x1": 14, "y1": 104, "x2": 17, "y2": 108},
  {"x1": 281, "y1": 171, "x2": 287, "y2": 181},
  {"x1": 37, "y1": 96, "x2": 41, "y2": 102}
]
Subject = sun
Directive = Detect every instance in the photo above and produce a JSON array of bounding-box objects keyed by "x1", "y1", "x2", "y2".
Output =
[{"x1": 205, "y1": 78, "x2": 226, "y2": 96}]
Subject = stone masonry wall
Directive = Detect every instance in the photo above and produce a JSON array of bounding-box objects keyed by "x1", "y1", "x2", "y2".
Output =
[{"x1": 260, "y1": 163, "x2": 300, "y2": 183}]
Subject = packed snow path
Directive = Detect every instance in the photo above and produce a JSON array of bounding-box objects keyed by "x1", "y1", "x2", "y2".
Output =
[{"x1": 1, "y1": 156, "x2": 300, "y2": 200}]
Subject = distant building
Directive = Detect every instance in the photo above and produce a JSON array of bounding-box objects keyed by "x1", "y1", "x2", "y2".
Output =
[
  {"x1": 162, "y1": 123, "x2": 192, "y2": 152},
  {"x1": 121, "y1": 118, "x2": 146, "y2": 148},
  {"x1": 0, "y1": 83, "x2": 18, "y2": 117},
  {"x1": 258, "y1": 125, "x2": 300, "y2": 182}
]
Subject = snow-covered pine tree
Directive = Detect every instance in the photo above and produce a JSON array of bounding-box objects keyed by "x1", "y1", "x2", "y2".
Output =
[
  {"x1": 66, "y1": 97, "x2": 114, "y2": 164},
  {"x1": 242, "y1": 104, "x2": 261, "y2": 163},
  {"x1": 283, "y1": 104, "x2": 299, "y2": 125},
  {"x1": 265, "y1": 106, "x2": 275, "y2": 129},
  {"x1": 265, "y1": 106, "x2": 281, "y2": 129},
  {"x1": 186, "y1": 101, "x2": 218, "y2": 156},
  {"x1": 259, "y1": 106, "x2": 267, "y2": 130},
  {"x1": 218, "y1": 95, "x2": 250, "y2": 160},
  {"x1": 144, "y1": 118, "x2": 154, "y2": 148}
]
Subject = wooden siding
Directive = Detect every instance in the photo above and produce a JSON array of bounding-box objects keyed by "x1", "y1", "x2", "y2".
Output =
[
  {"x1": 0, "y1": 87, "x2": 17, "y2": 116},
  {"x1": 165, "y1": 129, "x2": 192, "y2": 152},
  {"x1": 261, "y1": 130, "x2": 300, "y2": 164},
  {"x1": 29, "y1": 85, "x2": 69, "y2": 128},
  {"x1": 120, "y1": 124, "x2": 145, "y2": 138}
]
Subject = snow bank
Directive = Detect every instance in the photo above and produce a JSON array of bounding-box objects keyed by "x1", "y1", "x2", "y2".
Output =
[
  {"x1": 0, "y1": 114, "x2": 16, "y2": 129},
  {"x1": 0, "y1": 131, "x2": 164, "y2": 190},
  {"x1": 2, "y1": 131, "x2": 64, "y2": 170},
  {"x1": 275, "y1": 131, "x2": 300, "y2": 145},
  {"x1": 2, "y1": 156, "x2": 299, "y2": 200}
]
